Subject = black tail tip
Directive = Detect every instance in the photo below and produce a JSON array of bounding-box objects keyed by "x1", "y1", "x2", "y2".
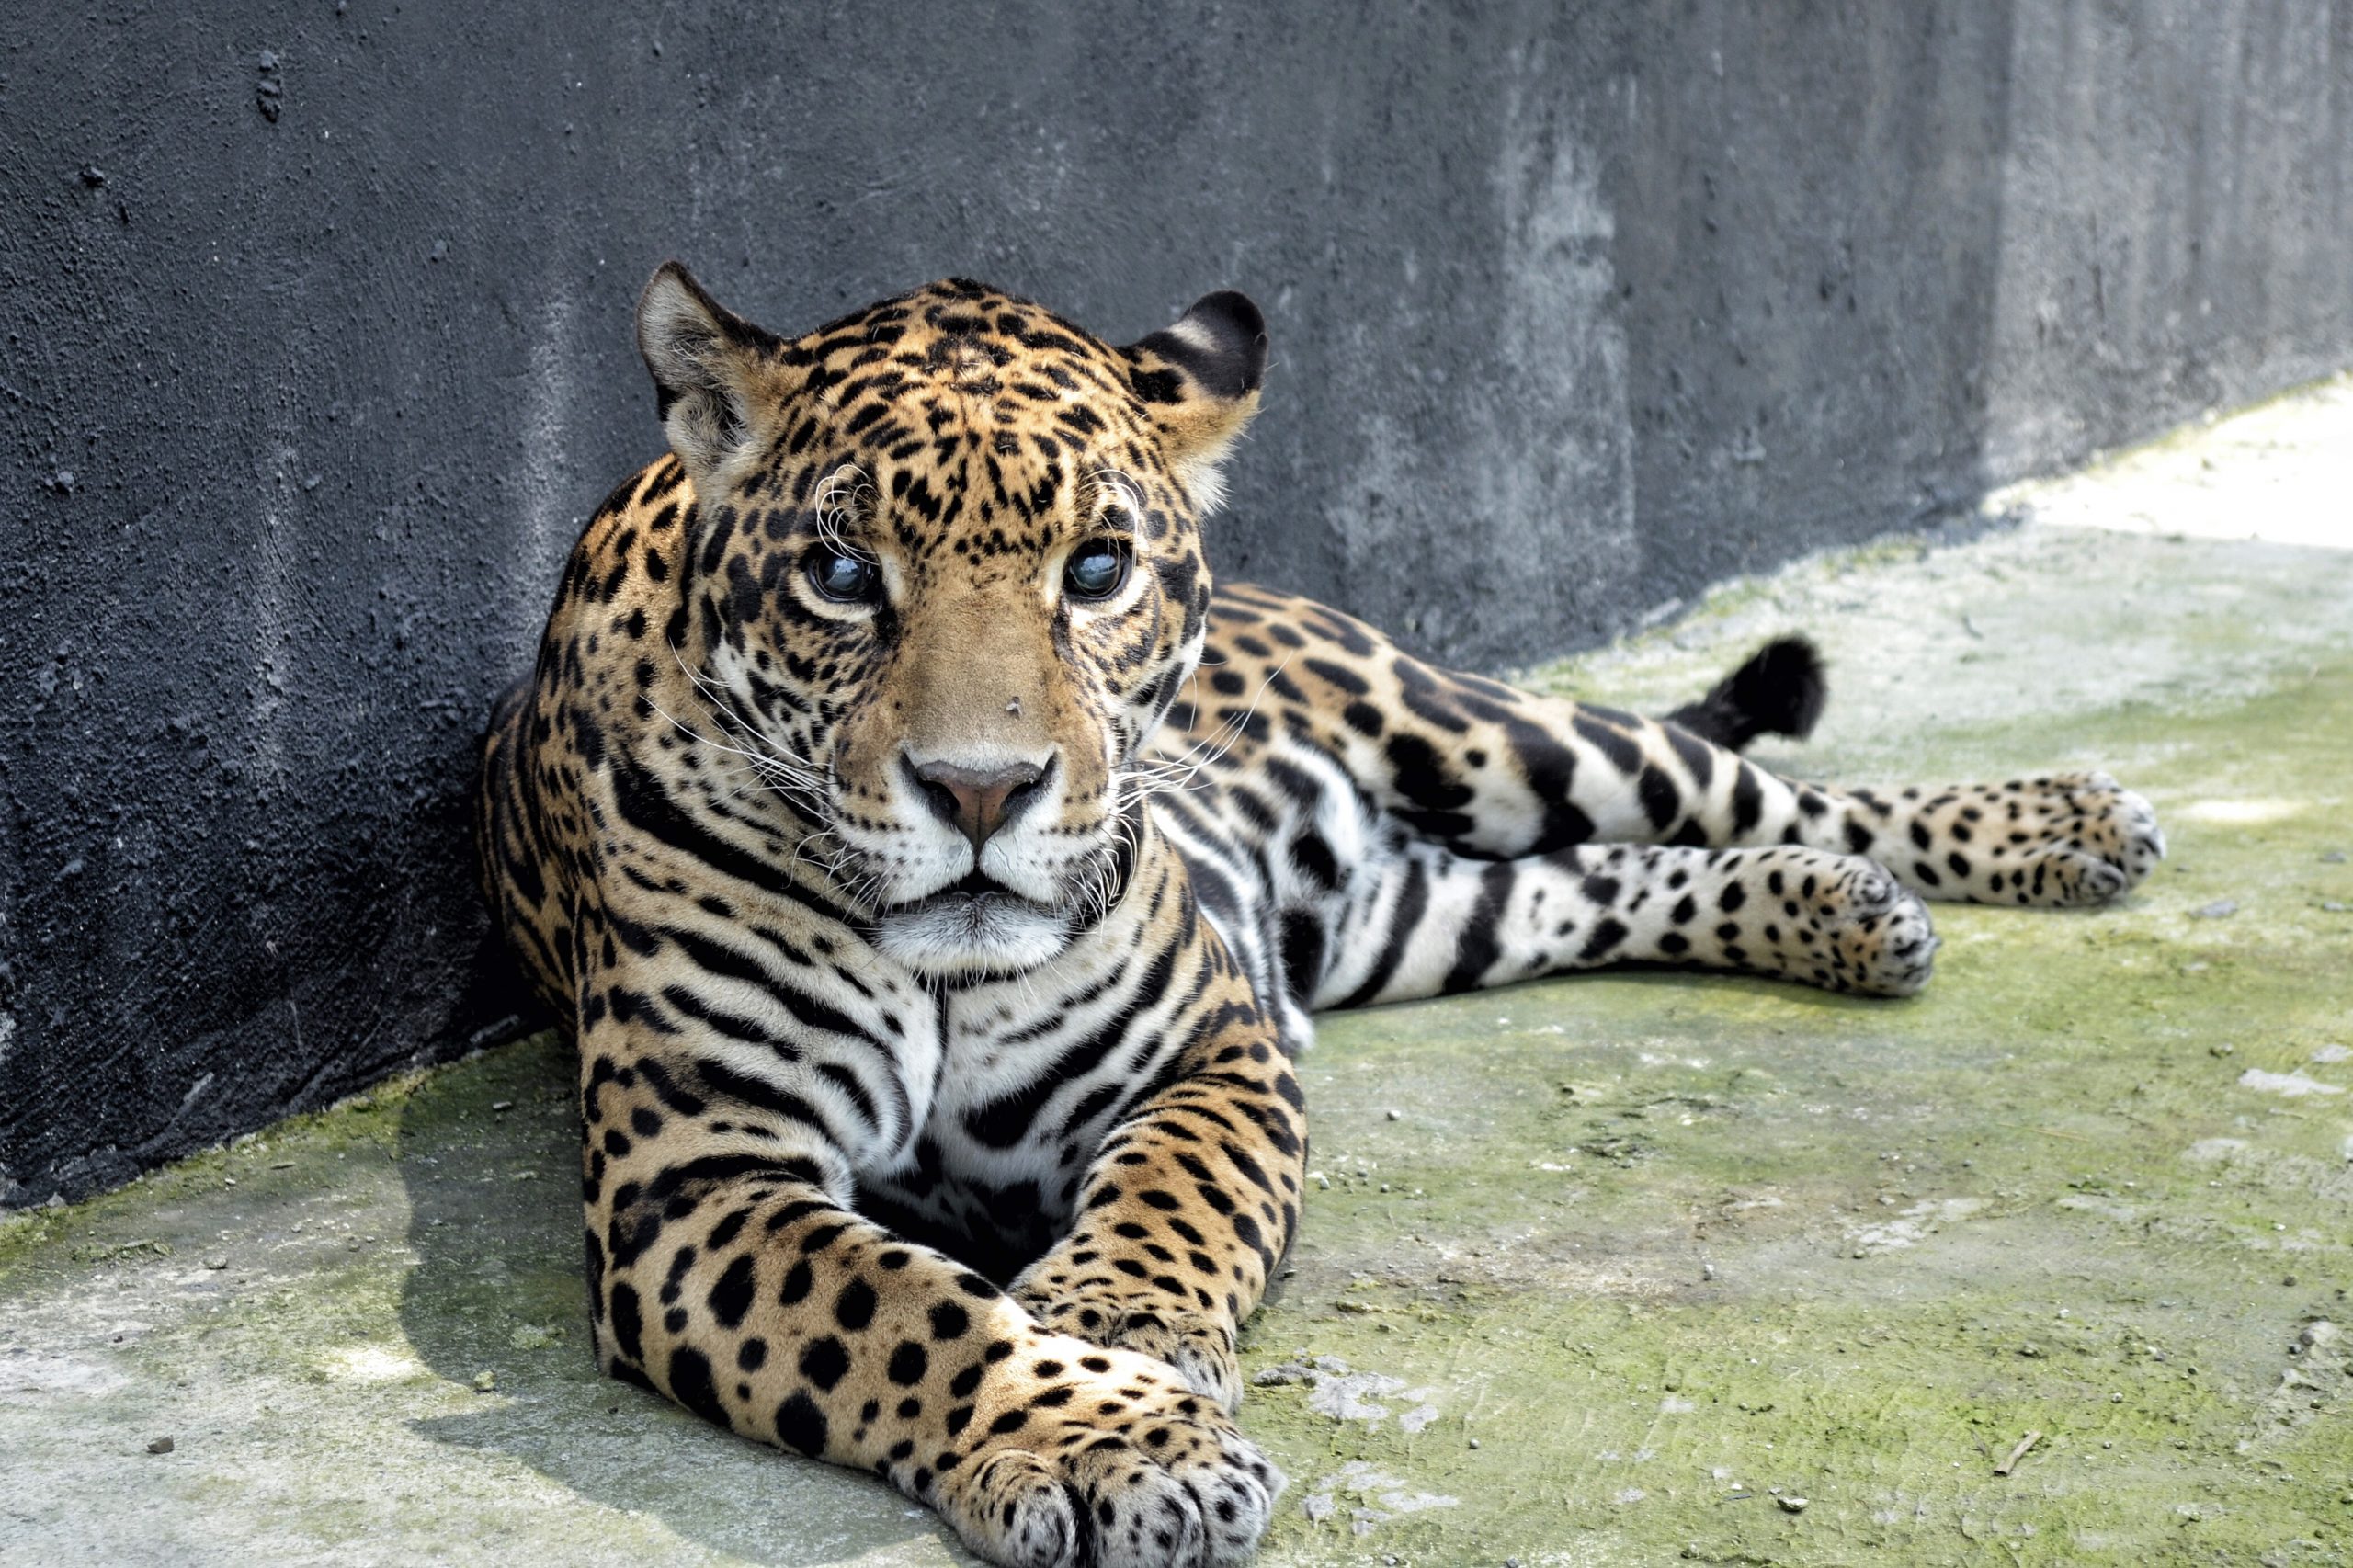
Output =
[
  {"x1": 1664, "y1": 636, "x2": 1827, "y2": 752},
  {"x1": 1726, "y1": 635, "x2": 1826, "y2": 741}
]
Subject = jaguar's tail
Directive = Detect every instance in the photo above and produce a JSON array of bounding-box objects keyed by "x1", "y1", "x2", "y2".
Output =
[{"x1": 1663, "y1": 636, "x2": 1825, "y2": 753}]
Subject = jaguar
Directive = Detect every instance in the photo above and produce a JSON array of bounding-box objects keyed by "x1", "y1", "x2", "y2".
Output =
[{"x1": 474, "y1": 264, "x2": 2165, "y2": 1566}]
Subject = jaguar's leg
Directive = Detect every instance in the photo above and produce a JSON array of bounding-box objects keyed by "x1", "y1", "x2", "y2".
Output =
[
  {"x1": 1307, "y1": 838, "x2": 1939, "y2": 1006},
  {"x1": 1011, "y1": 960, "x2": 1309, "y2": 1420},
  {"x1": 582, "y1": 1006, "x2": 1279, "y2": 1568},
  {"x1": 1831, "y1": 771, "x2": 2166, "y2": 907},
  {"x1": 1203, "y1": 586, "x2": 2163, "y2": 906}
]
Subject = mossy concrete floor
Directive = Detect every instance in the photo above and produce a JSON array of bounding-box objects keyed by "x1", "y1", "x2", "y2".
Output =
[{"x1": 6, "y1": 376, "x2": 2351, "y2": 1567}]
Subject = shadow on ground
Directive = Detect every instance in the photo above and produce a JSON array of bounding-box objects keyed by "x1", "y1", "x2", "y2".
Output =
[{"x1": 392, "y1": 1032, "x2": 969, "y2": 1566}]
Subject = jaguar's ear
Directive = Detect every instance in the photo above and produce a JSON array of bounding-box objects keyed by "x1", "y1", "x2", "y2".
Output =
[
  {"x1": 1122, "y1": 290, "x2": 1267, "y2": 512},
  {"x1": 636, "y1": 261, "x2": 785, "y2": 480}
]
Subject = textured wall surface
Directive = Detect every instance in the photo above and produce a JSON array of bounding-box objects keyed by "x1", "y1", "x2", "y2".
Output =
[{"x1": 5, "y1": 2, "x2": 2349, "y2": 1203}]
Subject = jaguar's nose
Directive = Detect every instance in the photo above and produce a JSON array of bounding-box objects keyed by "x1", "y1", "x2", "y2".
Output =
[{"x1": 905, "y1": 755, "x2": 1049, "y2": 850}]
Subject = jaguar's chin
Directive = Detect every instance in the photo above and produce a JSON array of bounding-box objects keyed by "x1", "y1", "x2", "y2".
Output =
[{"x1": 870, "y1": 876, "x2": 1074, "y2": 978}]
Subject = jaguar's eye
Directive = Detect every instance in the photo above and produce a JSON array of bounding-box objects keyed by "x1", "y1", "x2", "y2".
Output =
[
  {"x1": 808, "y1": 549, "x2": 880, "y2": 604},
  {"x1": 1063, "y1": 539, "x2": 1131, "y2": 602}
]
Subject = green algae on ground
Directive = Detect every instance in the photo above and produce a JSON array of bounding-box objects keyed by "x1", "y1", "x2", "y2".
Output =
[{"x1": 0, "y1": 1064, "x2": 426, "y2": 1274}]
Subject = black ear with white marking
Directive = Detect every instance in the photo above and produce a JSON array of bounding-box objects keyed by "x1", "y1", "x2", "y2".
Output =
[
  {"x1": 1123, "y1": 290, "x2": 1267, "y2": 511},
  {"x1": 635, "y1": 261, "x2": 784, "y2": 480}
]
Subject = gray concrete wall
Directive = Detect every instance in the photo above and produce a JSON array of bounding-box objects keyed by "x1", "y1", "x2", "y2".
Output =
[{"x1": 5, "y1": 1, "x2": 2348, "y2": 1204}]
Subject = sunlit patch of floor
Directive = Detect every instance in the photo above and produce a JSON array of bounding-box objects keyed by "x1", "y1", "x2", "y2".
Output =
[{"x1": 1994, "y1": 369, "x2": 2353, "y2": 551}]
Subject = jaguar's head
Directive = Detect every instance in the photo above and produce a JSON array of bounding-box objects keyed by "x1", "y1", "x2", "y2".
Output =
[{"x1": 636, "y1": 264, "x2": 1265, "y2": 979}]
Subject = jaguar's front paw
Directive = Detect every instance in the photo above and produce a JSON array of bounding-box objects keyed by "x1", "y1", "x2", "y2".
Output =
[
  {"x1": 935, "y1": 1339, "x2": 1279, "y2": 1568},
  {"x1": 1017, "y1": 1285, "x2": 1243, "y2": 1412}
]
